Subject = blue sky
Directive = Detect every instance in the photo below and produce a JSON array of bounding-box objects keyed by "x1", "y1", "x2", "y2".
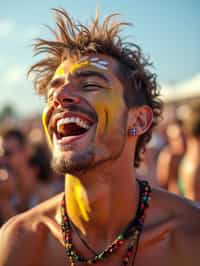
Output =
[{"x1": 0, "y1": 0, "x2": 199, "y2": 114}]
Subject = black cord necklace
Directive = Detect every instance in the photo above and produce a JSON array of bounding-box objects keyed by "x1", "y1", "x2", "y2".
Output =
[
  {"x1": 60, "y1": 179, "x2": 151, "y2": 266},
  {"x1": 70, "y1": 221, "x2": 98, "y2": 256}
]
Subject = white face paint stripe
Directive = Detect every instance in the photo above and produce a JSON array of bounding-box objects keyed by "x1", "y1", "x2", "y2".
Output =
[
  {"x1": 98, "y1": 60, "x2": 109, "y2": 65},
  {"x1": 90, "y1": 57, "x2": 99, "y2": 61},
  {"x1": 90, "y1": 62, "x2": 108, "y2": 70},
  {"x1": 78, "y1": 56, "x2": 109, "y2": 70}
]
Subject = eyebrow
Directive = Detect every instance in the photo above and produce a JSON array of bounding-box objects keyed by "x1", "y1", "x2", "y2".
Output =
[
  {"x1": 49, "y1": 76, "x2": 65, "y2": 88},
  {"x1": 72, "y1": 70, "x2": 109, "y2": 83}
]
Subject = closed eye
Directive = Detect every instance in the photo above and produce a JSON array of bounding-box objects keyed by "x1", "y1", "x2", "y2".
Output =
[{"x1": 82, "y1": 83, "x2": 103, "y2": 90}]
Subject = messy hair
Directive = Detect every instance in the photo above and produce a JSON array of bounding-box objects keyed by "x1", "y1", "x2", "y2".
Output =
[{"x1": 28, "y1": 8, "x2": 162, "y2": 167}]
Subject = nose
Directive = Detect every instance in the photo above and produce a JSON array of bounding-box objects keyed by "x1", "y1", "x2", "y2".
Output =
[{"x1": 52, "y1": 84, "x2": 80, "y2": 108}]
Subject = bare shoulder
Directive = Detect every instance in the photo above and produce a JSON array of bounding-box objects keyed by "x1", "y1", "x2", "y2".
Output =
[
  {"x1": 0, "y1": 193, "x2": 63, "y2": 266},
  {"x1": 149, "y1": 188, "x2": 200, "y2": 264}
]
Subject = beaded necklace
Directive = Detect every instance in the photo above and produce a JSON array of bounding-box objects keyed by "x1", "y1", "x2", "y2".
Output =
[{"x1": 60, "y1": 179, "x2": 151, "y2": 266}]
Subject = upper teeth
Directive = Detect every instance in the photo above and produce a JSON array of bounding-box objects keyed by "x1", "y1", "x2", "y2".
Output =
[{"x1": 57, "y1": 117, "x2": 90, "y2": 132}]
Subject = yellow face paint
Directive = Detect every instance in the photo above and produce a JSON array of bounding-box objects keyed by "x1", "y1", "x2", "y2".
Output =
[
  {"x1": 66, "y1": 174, "x2": 91, "y2": 235},
  {"x1": 42, "y1": 64, "x2": 66, "y2": 148},
  {"x1": 93, "y1": 87, "x2": 124, "y2": 136},
  {"x1": 54, "y1": 59, "x2": 91, "y2": 80},
  {"x1": 54, "y1": 63, "x2": 65, "y2": 77},
  {"x1": 107, "y1": 89, "x2": 124, "y2": 122},
  {"x1": 93, "y1": 95, "x2": 107, "y2": 136},
  {"x1": 63, "y1": 90, "x2": 123, "y2": 235},
  {"x1": 42, "y1": 107, "x2": 52, "y2": 149},
  {"x1": 53, "y1": 57, "x2": 109, "y2": 81},
  {"x1": 69, "y1": 61, "x2": 90, "y2": 74}
]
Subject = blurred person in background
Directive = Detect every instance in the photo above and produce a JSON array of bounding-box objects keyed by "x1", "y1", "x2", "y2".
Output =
[
  {"x1": 156, "y1": 119, "x2": 186, "y2": 193},
  {"x1": 0, "y1": 163, "x2": 17, "y2": 226},
  {"x1": 28, "y1": 124, "x2": 64, "y2": 195},
  {"x1": 137, "y1": 119, "x2": 168, "y2": 187},
  {"x1": 0, "y1": 136, "x2": 17, "y2": 225},
  {"x1": 178, "y1": 102, "x2": 200, "y2": 201},
  {"x1": 27, "y1": 143, "x2": 55, "y2": 207},
  {"x1": 0, "y1": 126, "x2": 61, "y2": 226},
  {"x1": 0, "y1": 127, "x2": 42, "y2": 211}
]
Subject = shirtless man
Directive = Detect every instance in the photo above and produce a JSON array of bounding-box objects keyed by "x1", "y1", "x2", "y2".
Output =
[
  {"x1": 157, "y1": 119, "x2": 186, "y2": 194},
  {"x1": 179, "y1": 102, "x2": 200, "y2": 201},
  {"x1": 0, "y1": 8, "x2": 199, "y2": 266}
]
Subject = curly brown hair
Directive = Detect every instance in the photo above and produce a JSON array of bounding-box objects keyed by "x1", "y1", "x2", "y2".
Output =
[{"x1": 28, "y1": 8, "x2": 163, "y2": 167}]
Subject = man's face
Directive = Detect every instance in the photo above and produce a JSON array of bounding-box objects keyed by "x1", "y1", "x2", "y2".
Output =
[{"x1": 43, "y1": 54, "x2": 128, "y2": 174}]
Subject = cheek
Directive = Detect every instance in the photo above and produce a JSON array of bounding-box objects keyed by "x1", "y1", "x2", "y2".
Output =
[
  {"x1": 107, "y1": 91, "x2": 124, "y2": 122},
  {"x1": 92, "y1": 90, "x2": 124, "y2": 135}
]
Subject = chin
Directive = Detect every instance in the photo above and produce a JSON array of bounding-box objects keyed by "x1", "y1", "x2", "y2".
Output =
[{"x1": 51, "y1": 149, "x2": 95, "y2": 175}]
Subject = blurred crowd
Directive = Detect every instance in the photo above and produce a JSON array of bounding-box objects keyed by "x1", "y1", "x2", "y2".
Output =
[
  {"x1": 138, "y1": 99, "x2": 200, "y2": 201},
  {"x1": 1, "y1": 99, "x2": 200, "y2": 226},
  {"x1": 0, "y1": 114, "x2": 64, "y2": 226}
]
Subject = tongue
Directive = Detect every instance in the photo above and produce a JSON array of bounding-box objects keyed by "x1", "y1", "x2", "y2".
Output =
[{"x1": 60, "y1": 123, "x2": 87, "y2": 137}]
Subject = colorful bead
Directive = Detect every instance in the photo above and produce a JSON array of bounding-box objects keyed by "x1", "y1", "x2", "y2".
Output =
[{"x1": 118, "y1": 234, "x2": 123, "y2": 240}]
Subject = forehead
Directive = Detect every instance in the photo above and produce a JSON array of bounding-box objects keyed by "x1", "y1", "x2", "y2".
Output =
[{"x1": 53, "y1": 54, "x2": 120, "y2": 79}]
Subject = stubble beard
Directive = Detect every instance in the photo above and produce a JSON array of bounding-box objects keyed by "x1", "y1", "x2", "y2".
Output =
[
  {"x1": 51, "y1": 148, "x2": 95, "y2": 175},
  {"x1": 51, "y1": 133, "x2": 126, "y2": 176}
]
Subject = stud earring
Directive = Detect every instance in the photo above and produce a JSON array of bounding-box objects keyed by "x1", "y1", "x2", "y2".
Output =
[{"x1": 128, "y1": 127, "x2": 137, "y2": 136}]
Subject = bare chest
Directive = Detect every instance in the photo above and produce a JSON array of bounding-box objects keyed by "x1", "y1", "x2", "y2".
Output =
[{"x1": 39, "y1": 233, "x2": 182, "y2": 266}]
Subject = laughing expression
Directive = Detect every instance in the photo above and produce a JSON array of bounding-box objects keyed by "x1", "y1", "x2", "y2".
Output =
[{"x1": 43, "y1": 54, "x2": 128, "y2": 174}]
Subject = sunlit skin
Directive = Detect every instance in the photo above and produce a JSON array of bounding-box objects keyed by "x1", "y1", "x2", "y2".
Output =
[
  {"x1": 1, "y1": 52, "x2": 200, "y2": 266},
  {"x1": 0, "y1": 1, "x2": 200, "y2": 261},
  {"x1": 42, "y1": 55, "x2": 127, "y2": 234}
]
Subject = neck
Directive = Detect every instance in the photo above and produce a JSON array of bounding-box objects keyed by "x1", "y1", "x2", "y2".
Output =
[{"x1": 64, "y1": 156, "x2": 139, "y2": 249}]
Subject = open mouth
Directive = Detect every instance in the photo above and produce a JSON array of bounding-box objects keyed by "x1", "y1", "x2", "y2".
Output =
[{"x1": 55, "y1": 116, "x2": 93, "y2": 141}]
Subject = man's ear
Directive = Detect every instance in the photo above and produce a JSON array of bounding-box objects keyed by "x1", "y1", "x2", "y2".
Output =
[{"x1": 127, "y1": 105, "x2": 153, "y2": 136}]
